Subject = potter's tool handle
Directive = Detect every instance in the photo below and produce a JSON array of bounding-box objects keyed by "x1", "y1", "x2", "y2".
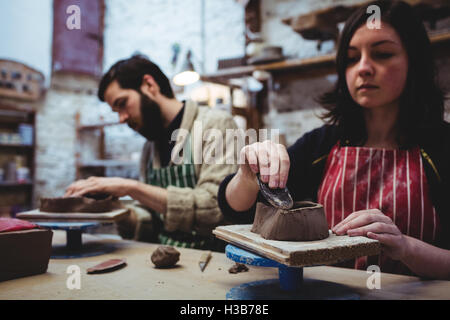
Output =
[{"x1": 199, "y1": 251, "x2": 212, "y2": 272}]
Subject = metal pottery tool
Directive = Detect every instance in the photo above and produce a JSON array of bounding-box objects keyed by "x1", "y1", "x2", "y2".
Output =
[
  {"x1": 199, "y1": 251, "x2": 212, "y2": 272},
  {"x1": 256, "y1": 173, "x2": 293, "y2": 210}
]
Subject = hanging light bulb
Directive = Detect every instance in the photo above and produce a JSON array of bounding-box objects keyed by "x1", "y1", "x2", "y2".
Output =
[{"x1": 173, "y1": 50, "x2": 200, "y2": 86}]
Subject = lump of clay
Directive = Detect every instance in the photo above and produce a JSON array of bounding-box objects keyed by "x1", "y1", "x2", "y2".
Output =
[
  {"x1": 151, "y1": 245, "x2": 180, "y2": 268},
  {"x1": 251, "y1": 201, "x2": 329, "y2": 241},
  {"x1": 40, "y1": 195, "x2": 123, "y2": 213}
]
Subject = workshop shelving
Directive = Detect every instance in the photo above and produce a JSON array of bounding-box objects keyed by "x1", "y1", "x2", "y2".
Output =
[
  {"x1": 0, "y1": 105, "x2": 36, "y2": 217},
  {"x1": 75, "y1": 112, "x2": 139, "y2": 180}
]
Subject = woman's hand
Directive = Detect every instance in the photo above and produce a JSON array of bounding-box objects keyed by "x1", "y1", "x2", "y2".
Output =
[
  {"x1": 239, "y1": 140, "x2": 290, "y2": 189},
  {"x1": 64, "y1": 176, "x2": 136, "y2": 198},
  {"x1": 225, "y1": 140, "x2": 290, "y2": 212},
  {"x1": 332, "y1": 209, "x2": 409, "y2": 261}
]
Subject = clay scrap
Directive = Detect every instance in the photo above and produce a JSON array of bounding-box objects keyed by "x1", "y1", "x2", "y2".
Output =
[
  {"x1": 87, "y1": 258, "x2": 127, "y2": 274},
  {"x1": 251, "y1": 201, "x2": 329, "y2": 241},
  {"x1": 151, "y1": 245, "x2": 180, "y2": 268},
  {"x1": 40, "y1": 194, "x2": 123, "y2": 213},
  {"x1": 228, "y1": 263, "x2": 249, "y2": 274}
]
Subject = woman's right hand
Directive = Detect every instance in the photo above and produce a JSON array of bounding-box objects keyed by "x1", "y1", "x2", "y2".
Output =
[{"x1": 238, "y1": 140, "x2": 290, "y2": 189}]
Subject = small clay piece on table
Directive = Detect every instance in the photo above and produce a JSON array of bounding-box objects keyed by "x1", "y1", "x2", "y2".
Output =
[
  {"x1": 87, "y1": 258, "x2": 127, "y2": 274},
  {"x1": 151, "y1": 245, "x2": 180, "y2": 268},
  {"x1": 251, "y1": 201, "x2": 329, "y2": 241},
  {"x1": 40, "y1": 194, "x2": 123, "y2": 213},
  {"x1": 228, "y1": 262, "x2": 249, "y2": 274}
]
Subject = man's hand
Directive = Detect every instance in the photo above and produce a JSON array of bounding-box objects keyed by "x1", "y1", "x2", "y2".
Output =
[
  {"x1": 64, "y1": 176, "x2": 136, "y2": 198},
  {"x1": 332, "y1": 209, "x2": 409, "y2": 261}
]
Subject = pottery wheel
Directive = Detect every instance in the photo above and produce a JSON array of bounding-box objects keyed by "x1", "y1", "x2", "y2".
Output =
[{"x1": 34, "y1": 222, "x2": 116, "y2": 259}]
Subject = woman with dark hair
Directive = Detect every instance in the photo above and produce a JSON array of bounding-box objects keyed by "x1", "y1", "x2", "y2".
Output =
[{"x1": 217, "y1": 0, "x2": 450, "y2": 279}]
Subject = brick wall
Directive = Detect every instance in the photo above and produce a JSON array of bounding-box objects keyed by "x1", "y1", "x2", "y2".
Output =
[{"x1": 31, "y1": 0, "x2": 245, "y2": 202}]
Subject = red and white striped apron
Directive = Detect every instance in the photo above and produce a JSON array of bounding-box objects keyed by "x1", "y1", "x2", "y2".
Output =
[{"x1": 317, "y1": 143, "x2": 441, "y2": 275}]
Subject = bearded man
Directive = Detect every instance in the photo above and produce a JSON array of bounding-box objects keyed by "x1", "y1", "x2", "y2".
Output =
[{"x1": 65, "y1": 55, "x2": 238, "y2": 251}]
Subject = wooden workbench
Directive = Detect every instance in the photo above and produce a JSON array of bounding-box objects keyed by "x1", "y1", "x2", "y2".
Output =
[{"x1": 0, "y1": 231, "x2": 448, "y2": 300}]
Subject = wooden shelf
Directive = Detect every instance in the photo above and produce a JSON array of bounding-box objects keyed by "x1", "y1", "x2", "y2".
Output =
[
  {"x1": 0, "y1": 105, "x2": 35, "y2": 215},
  {"x1": 0, "y1": 181, "x2": 33, "y2": 187},
  {"x1": 429, "y1": 30, "x2": 450, "y2": 43},
  {"x1": 201, "y1": 32, "x2": 450, "y2": 85},
  {"x1": 0, "y1": 143, "x2": 33, "y2": 149},
  {"x1": 77, "y1": 122, "x2": 124, "y2": 131},
  {"x1": 202, "y1": 54, "x2": 335, "y2": 85}
]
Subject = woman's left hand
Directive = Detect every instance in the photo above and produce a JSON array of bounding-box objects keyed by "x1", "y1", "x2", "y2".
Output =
[
  {"x1": 332, "y1": 209, "x2": 409, "y2": 261},
  {"x1": 64, "y1": 176, "x2": 134, "y2": 198}
]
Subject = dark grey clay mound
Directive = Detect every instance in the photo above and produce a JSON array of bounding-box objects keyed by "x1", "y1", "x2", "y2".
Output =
[
  {"x1": 40, "y1": 196, "x2": 123, "y2": 213},
  {"x1": 251, "y1": 201, "x2": 329, "y2": 241}
]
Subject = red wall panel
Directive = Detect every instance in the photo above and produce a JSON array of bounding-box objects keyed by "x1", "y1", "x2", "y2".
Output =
[{"x1": 52, "y1": 0, "x2": 104, "y2": 77}]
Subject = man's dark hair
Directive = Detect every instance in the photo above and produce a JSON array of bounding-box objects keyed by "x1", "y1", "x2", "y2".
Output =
[
  {"x1": 98, "y1": 54, "x2": 175, "y2": 101},
  {"x1": 319, "y1": 0, "x2": 445, "y2": 147}
]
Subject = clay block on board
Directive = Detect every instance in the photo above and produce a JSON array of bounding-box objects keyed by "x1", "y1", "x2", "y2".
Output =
[
  {"x1": 40, "y1": 195, "x2": 123, "y2": 213},
  {"x1": 0, "y1": 228, "x2": 53, "y2": 282},
  {"x1": 252, "y1": 201, "x2": 329, "y2": 241}
]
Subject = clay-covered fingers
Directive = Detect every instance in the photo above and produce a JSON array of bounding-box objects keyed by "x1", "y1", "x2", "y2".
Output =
[
  {"x1": 266, "y1": 142, "x2": 290, "y2": 189},
  {"x1": 366, "y1": 227, "x2": 406, "y2": 261},
  {"x1": 258, "y1": 141, "x2": 289, "y2": 188},
  {"x1": 64, "y1": 178, "x2": 99, "y2": 197},
  {"x1": 332, "y1": 209, "x2": 379, "y2": 231},
  {"x1": 277, "y1": 144, "x2": 290, "y2": 188},
  {"x1": 267, "y1": 143, "x2": 280, "y2": 188},
  {"x1": 333, "y1": 209, "x2": 392, "y2": 235},
  {"x1": 332, "y1": 209, "x2": 368, "y2": 231},
  {"x1": 239, "y1": 141, "x2": 290, "y2": 189},
  {"x1": 64, "y1": 180, "x2": 84, "y2": 197},
  {"x1": 240, "y1": 145, "x2": 259, "y2": 174},
  {"x1": 256, "y1": 142, "x2": 270, "y2": 183},
  {"x1": 366, "y1": 231, "x2": 403, "y2": 248},
  {"x1": 346, "y1": 221, "x2": 401, "y2": 237}
]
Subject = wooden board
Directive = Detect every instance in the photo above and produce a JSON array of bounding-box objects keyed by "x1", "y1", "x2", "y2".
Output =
[
  {"x1": 16, "y1": 208, "x2": 129, "y2": 223},
  {"x1": 213, "y1": 224, "x2": 380, "y2": 267}
]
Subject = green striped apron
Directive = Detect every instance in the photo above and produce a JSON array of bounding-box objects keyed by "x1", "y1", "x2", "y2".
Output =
[{"x1": 146, "y1": 138, "x2": 208, "y2": 249}]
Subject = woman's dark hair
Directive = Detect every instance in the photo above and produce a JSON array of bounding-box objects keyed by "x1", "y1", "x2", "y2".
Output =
[
  {"x1": 319, "y1": 0, "x2": 445, "y2": 147},
  {"x1": 98, "y1": 54, "x2": 175, "y2": 101}
]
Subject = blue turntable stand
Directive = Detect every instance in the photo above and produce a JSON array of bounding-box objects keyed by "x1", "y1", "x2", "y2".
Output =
[{"x1": 225, "y1": 244, "x2": 359, "y2": 300}]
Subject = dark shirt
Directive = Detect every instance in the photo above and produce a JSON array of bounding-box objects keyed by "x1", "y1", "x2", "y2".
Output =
[
  {"x1": 218, "y1": 122, "x2": 450, "y2": 249},
  {"x1": 159, "y1": 101, "x2": 185, "y2": 167}
]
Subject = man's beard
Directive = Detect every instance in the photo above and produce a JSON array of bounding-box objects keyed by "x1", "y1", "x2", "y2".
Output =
[{"x1": 128, "y1": 92, "x2": 165, "y2": 142}]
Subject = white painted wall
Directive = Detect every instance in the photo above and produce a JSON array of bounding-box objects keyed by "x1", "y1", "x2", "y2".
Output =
[
  {"x1": 103, "y1": 0, "x2": 245, "y2": 77},
  {"x1": 0, "y1": 0, "x2": 53, "y2": 86}
]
